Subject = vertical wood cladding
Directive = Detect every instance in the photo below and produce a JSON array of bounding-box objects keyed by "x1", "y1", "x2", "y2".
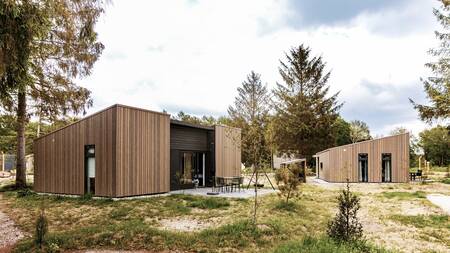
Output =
[
  {"x1": 115, "y1": 106, "x2": 170, "y2": 197},
  {"x1": 34, "y1": 105, "x2": 170, "y2": 197},
  {"x1": 316, "y1": 133, "x2": 409, "y2": 183},
  {"x1": 34, "y1": 106, "x2": 117, "y2": 196},
  {"x1": 215, "y1": 125, "x2": 241, "y2": 177}
]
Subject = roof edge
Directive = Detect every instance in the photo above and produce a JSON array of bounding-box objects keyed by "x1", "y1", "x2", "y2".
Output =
[
  {"x1": 315, "y1": 132, "x2": 410, "y2": 155},
  {"x1": 35, "y1": 104, "x2": 170, "y2": 141}
]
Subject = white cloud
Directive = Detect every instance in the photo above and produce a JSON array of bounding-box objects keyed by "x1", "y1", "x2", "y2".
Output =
[{"x1": 79, "y1": 0, "x2": 441, "y2": 136}]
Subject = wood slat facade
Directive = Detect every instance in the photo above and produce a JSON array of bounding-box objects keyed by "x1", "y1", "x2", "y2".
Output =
[
  {"x1": 34, "y1": 105, "x2": 117, "y2": 196},
  {"x1": 315, "y1": 133, "x2": 409, "y2": 183},
  {"x1": 115, "y1": 106, "x2": 170, "y2": 197},
  {"x1": 215, "y1": 125, "x2": 241, "y2": 177},
  {"x1": 34, "y1": 105, "x2": 241, "y2": 197}
]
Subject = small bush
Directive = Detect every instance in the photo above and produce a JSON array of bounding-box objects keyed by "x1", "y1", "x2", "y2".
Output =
[
  {"x1": 275, "y1": 163, "x2": 303, "y2": 204},
  {"x1": 35, "y1": 208, "x2": 48, "y2": 249},
  {"x1": 327, "y1": 180, "x2": 363, "y2": 243},
  {"x1": 188, "y1": 197, "x2": 230, "y2": 209}
]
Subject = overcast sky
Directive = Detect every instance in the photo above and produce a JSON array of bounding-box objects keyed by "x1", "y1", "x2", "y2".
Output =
[{"x1": 80, "y1": 0, "x2": 443, "y2": 136}]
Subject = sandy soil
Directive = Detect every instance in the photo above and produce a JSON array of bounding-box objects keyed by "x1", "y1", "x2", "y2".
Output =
[
  {"x1": 159, "y1": 217, "x2": 220, "y2": 232},
  {"x1": 310, "y1": 177, "x2": 450, "y2": 253}
]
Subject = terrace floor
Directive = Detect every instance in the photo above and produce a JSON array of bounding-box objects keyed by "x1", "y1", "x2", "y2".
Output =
[{"x1": 169, "y1": 187, "x2": 277, "y2": 198}]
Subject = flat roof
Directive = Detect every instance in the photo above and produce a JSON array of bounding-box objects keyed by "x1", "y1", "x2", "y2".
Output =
[
  {"x1": 170, "y1": 119, "x2": 214, "y2": 130},
  {"x1": 315, "y1": 132, "x2": 409, "y2": 155}
]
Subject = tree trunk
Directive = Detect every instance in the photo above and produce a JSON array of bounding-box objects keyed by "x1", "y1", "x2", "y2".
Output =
[
  {"x1": 253, "y1": 167, "x2": 258, "y2": 225},
  {"x1": 15, "y1": 90, "x2": 27, "y2": 188}
]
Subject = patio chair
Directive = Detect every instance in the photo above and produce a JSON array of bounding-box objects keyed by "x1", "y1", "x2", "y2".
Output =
[
  {"x1": 216, "y1": 177, "x2": 225, "y2": 192},
  {"x1": 239, "y1": 177, "x2": 244, "y2": 191},
  {"x1": 231, "y1": 177, "x2": 240, "y2": 192},
  {"x1": 416, "y1": 170, "x2": 422, "y2": 181}
]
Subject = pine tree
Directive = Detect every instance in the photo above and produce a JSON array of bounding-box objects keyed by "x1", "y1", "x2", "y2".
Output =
[
  {"x1": 228, "y1": 71, "x2": 271, "y2": 167},
  {"x1": 410, "y1": 0, "x2": 450, "y2": 122},
  {"x1": 273, "y1": 45, "x2": 342, "y2": 158},
  {"x1": 327, "y1": 180, "x2": 363, "y2": 243},
  {"x1": 0, "y1": 0, "x2": 105, "y2": 187}
]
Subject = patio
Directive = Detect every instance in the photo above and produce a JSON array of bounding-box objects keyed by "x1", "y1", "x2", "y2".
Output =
[{"x1": 169, "y1": 187, "x2": 277, "y2": 199}]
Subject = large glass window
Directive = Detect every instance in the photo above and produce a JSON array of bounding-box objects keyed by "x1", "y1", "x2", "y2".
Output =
[
  {"x1": 382, "y1": 153, "x2": 392, "y2": 182},
  {"x1": 358, "y1": 153, "x2": 368, "y2": 182}
]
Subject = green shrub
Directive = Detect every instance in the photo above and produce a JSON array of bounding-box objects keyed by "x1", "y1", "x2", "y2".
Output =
[
  {"x1": 188, "y1": 197, "x2": 230, "y2": 209},
  {"x1": 275, "y1": 163, "x2": 303, "y2": 204},
  {"x1": 327, "y1": 180, "x2": 363, "y2": 243},
  {"x1": 35, "y1": 209, "x2": 48, "y2": 249}
]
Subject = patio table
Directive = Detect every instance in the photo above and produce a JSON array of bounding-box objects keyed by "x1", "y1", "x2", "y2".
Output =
[{"x1": 218, "y1": 177, "x2": 239, "y2": 193}]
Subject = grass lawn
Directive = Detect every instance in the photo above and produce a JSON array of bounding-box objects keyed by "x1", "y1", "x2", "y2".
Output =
[{"x1": 0, "y1": 178, "x2": 449, "y2": 252}]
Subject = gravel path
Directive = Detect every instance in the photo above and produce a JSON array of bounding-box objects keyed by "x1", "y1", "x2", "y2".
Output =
[
  {"x1": 427, "y1": 194, "x2": 450, "y2": 215},
  {"x1": 0, "y1": 194, "x2": 25, "y2": 251}
]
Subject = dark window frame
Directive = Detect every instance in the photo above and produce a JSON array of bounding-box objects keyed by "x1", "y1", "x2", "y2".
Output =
[
  {"x1": 358, "y1": 153, "x2": 368, "y2": 182},
  {"x1": 84, "y1": 145, "x2": 95, "y2": 194},
  {"x1": 382, "y1": 153, "x2": 392, "y2": 182}
]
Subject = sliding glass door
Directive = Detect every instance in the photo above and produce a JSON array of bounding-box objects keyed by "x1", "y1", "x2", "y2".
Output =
[{"x1": 180, "y1": 152, "x2": 206, "y2": 187}]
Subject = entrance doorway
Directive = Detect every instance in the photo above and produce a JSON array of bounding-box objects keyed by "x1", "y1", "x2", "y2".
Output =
[
  {"x1": 85, "y1": 145, "x2": 95, "y2": 194},
  {"x1": 180, "y1": 151, "x2": 206, "y2": 187}
]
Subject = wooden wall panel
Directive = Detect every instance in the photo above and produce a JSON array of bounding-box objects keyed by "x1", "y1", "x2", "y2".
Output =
[
  {"x1": 34, "y1": 106, "x2": 117, "y2": 196},
  {"x1": 316, "y1": 133, "x2": 409, "y2": 183},
  {"x1": 215, "y1": 125, "x2": 241, "y2": 177},
  {"x1": 115, "y1": 105, "x2": 170, "y2": 197}
]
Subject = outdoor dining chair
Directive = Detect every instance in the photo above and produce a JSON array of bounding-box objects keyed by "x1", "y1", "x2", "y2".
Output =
[{"x1": 231, "y1": 177, "x2": 240, "y2": 192}]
